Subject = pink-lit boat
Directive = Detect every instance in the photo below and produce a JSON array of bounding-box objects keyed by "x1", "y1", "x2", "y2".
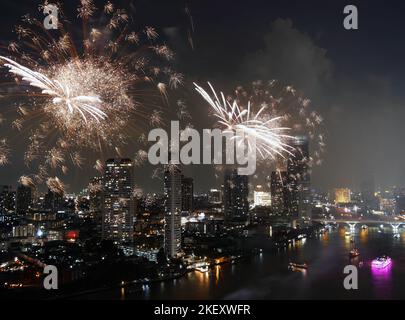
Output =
[{"x1": 371, "y1": 256, "x2": 392, "y2": 269}]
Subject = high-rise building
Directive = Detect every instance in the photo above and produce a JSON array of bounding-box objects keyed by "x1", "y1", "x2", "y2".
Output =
[
  {"x1": 361, "y1": 178, "x2": 379, "y2": 210},
  {"x1": 89, "y1": 176, "x2": 103, "y2": 216},
  {"x1": 44, "y1": 189, "x2": 63, "y2": 212},
  {"x1": 0, "y1": 185, "x2": 16, "y2": 214},
  {"x1": 334, "y1": 188, "x2": 351, "y2": 204},
  {"x1": 102, "y1": 158, "x2": 134, "y2": 244},
  {"x1": 208, "y1": 189, "x2": 221, "y2": 204},
  {"x1": 223, "y1": 169, "x2": 249, "y2": 220},
  {"x1": 286, "y1": 136, "x2": 311, "y2": 220},
  {"x1": 164, "y1": 164, "x2": 182, "y2": 258},
  {"x1": 395, "y1": 195, "x2": 405, "y2": 215},
  {"x1": 270, "y1": 171, "x2": 288, "y2": 214},
  {"x1": 253, "y1": 185, "x2": 271, "y2": 207},
  {"x1": 15, "y1": 184, "x2": 32, "y2": 215},
  {"x1": 181, "y1": 176, "x2": 193, "y2": 213}
]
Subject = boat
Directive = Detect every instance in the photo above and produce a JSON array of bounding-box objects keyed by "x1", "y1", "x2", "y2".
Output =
[
  {"x1": 288, "y1": 262, "x2": 308, "y2": 270},
  {"x1": 349, "y1": 249, "x2": 360, "y2": 258},
  {"x1": 195, "y1": 265, "x2": 209, "y2": 273},
  {"x1": 371, "y1": 255, "x2": 392, "y2": 269},
  {"x1": 361, "y1": 225, "x2": 368, "y2": 230}
]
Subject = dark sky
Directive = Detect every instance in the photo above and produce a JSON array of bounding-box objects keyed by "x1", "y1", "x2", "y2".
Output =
[{"x1": 1, "y1": 0, "x2": 405, "y2": 193}]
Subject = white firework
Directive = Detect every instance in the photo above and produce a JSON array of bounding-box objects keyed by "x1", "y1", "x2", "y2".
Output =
[
  {"x1": 0, "y1": 56, "x2": 107, "y2": 123},
  {"x1": 194, "y1": 82, "x2": 295, "y2": 160}
]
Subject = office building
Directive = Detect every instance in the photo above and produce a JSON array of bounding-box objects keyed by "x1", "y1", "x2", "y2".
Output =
[{"x1": 102, "y1": 158, "x2": 135, "y2": 244}]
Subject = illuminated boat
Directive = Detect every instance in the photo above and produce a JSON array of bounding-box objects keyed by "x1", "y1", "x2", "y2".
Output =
[
  {"x1": 371, "y1": 256, "x2": 392, "y2": 269},
  {"x1": 288, "y1": 262, "x2": 308, "y2": 270},
  {"x1": 349, "y1": 249, "x2": 360, "y2": 258},
  {"x1": 195, "y1": 264, "x2": 209, "y2": 273}
]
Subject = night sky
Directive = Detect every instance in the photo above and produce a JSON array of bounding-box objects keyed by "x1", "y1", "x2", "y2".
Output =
[{"x1": 1, "y1": 0, "x2": 405, "y2": 193}]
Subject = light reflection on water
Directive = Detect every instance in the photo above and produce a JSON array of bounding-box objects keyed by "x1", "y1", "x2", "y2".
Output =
[{"x1": 80, "y1": 226, "x2": 405, "y2": 300}]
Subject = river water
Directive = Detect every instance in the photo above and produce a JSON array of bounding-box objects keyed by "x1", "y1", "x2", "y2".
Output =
[{"x1": 80, "y1": 226, "x2": 405, "y2": 300}]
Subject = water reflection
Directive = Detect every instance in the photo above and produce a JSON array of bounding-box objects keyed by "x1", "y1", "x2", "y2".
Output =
[
  {"x1": 371, "y1": 262, "x2": 393, "y2": 280},
  {"x1": 371, "y1": 262, "x2": 393, "y2": 299},
  {"x1": 79, "y1": 226, "x2": 405, "y2": 299}
]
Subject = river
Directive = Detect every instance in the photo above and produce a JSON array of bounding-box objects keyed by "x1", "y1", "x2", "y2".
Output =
[{"x1": 79, "y1": 226, "x2": 405, "y2": 300}]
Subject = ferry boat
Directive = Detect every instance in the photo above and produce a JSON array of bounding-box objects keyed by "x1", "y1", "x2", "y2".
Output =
[
  {"x1": 371, "y1": 255, "x2": 392, "y2": 269},
  {"x1": 349, "y1": 249, "x2": 360, "y2": 258},
  {"x1": 288, "y1": 262, "x2": 308, "y2": 270}
]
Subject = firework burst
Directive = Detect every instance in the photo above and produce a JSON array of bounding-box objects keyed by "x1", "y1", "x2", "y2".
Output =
[
  {"x1": 0, "y1": 139, "x2": 10, "y2": 165},
  {"x1": 0, "y1": 0, "x2": 179, "y2": 188},
  {"x1": 46, "y1": 176, "x2": 66, "y2": 195},
  {"x1": 194, "y1": 82, "x2": 295, "y2": 160},
  {"x1": 231, "y1": 80, "x2": 326, "y2": 168},
  {"x1": 195, "y1": 80, "x2": 326, "y2": 189}
]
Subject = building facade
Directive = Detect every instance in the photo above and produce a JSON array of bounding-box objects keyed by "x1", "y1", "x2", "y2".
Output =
[
  {"x1": 164, "y1": 164, "x2": 182, "y2": 258},
  {"x1": 223, "y1": 169, "x2": 249, "y2": 220},
  {"x1": 181, "y1": 176, "x2": 194, "y2": 213},
  {"x1": 286, "y1": 136, "x2": 311, "y2": 220},
  {"x1": 102, "y1": 158, "x2": 135, "y2": 244},
  {"x1": 16, "y1": 184, "x2": 32, "y2": 215}
]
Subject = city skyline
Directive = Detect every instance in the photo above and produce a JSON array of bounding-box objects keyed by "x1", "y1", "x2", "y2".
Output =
[
  {"x1": 0, "y1": 0, "x2": 405, "y2": 192},
  {"x1": 1, "y1": 0, "x2": 405, "y2": 304}
]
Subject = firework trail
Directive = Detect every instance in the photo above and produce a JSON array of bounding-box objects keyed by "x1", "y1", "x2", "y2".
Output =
[
  {"x1": 0, "y1": 139, "x2": 10, "y2": 165},
  {"x1": 195, "y1": 80, "x2": 326, "y2": 190},
  {"x1": 232, "y1": 80, "x2": 326, "y2": 168},
  {"x1": 46, "y1": 176, "x2": 66, "y2": 195},
  {"x1": 0, "y1": 56, "x2": 106, "y2": 123},
  {"x1": 0, "y1": 0, "x2": 180, "y2": 190},
  {"x1": 194, "y1": 82, "x2": 295, "y2": 160}
]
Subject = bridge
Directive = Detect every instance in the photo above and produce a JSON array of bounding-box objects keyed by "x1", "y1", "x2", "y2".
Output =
[{"x1": 313, "y1": 217, "x2": 405, "y2": 233}]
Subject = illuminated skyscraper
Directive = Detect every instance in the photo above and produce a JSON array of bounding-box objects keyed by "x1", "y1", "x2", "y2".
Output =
[
  {"x1": 164, "y1": 164, "x2": 182, "y2": 258},
  {"x1": 102, "y1": 158, "x2": 134, "y2": 244},
  {"x1": 89, "y1": 176, "x2": 103, "y2": 216},
  {"x1": 15, "y1": 184, "x2": 32, "y2": 215},
  {"x1": 0, "y1": 185, "x2": 15, "y2": 214},
  {"x1": 270, "y1": 171, "x2": 288, "y2": 214},
  {"x1": 181, "y1": 176, "x2": 194, "y2": 213},
  {"x1": 223, "y1": 169, "x2": 249, "y2": 220},
  {"x1": 44, "y1": 188, "x2": 63, "y2": 212},
  {"x1": 287, "y1": 136, "x2": 311, "y2": 220},
  {"x1": 208, "y1": 189, "x2": 221, "y2": 204},
  {"x1": 254, "y1": 185, "x2": 271, "y2": 207}
]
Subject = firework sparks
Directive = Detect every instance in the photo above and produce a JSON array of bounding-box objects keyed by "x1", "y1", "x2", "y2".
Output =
[
  {"x1": 88, "y1": 181, "x2": 103, "y2": 193},
  {"x1": 232, "y1": 80, "x2": 326, "y2": 168},
  {"x1": 0, "y1": 56, "x2": 107, "y2": 123},
  {"x1": 18, "y1": 175, "x2": 36, "y2": 188},
  {"x1": 194, "y1": 82, "x2": 295, "y2": 160},
  {"x1": 0, "y1": 0, "x2": 179, "y2": 183},
  {"x1": 94, "y1": 159, "x2": 104, "y2": 173},
  {"x1": 0, "y1": 139, "x2": 10, "y2": 165},
  {"x1": 46, "y1": 177, "x2": 65, "y2": 195}
]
